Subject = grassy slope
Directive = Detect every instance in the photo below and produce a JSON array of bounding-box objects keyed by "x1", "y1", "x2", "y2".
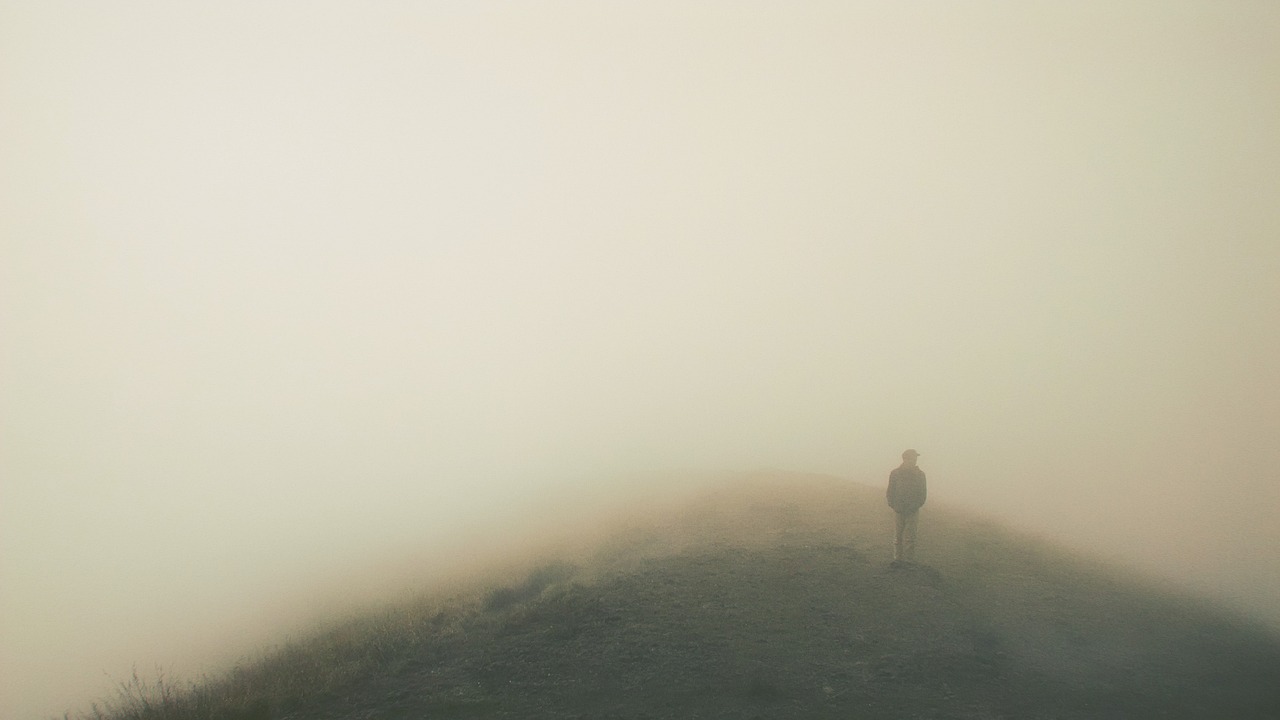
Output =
[{"x1": 80, "y1": 474, "x2": 1280, "y2": 720}]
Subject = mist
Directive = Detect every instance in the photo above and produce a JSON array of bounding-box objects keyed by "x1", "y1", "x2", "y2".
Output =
[{"x1": 3, "y1": 2, "x2": 1279, "y2": 717}]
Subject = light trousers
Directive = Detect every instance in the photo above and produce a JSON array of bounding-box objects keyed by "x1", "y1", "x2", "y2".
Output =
[{"x1": 894, "y1": 510, "x2": 919, "y2": 561}]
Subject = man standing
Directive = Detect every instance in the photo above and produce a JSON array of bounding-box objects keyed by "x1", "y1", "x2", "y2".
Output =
[{"x1": 886, "y1": 449, "x2": 927, "y2": 565}]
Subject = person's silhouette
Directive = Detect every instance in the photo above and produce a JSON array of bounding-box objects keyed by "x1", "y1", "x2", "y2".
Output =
[{"x1": 886, "y1": 449, "x2": 926, "y2": 565}]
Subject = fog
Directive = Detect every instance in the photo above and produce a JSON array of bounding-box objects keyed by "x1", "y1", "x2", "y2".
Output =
[{"x1": 3, "y1": 2, "x2": 1278, "y2": 717}]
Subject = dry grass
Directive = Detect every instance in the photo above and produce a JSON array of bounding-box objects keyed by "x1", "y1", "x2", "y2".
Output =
[{"x1": 64, "y1": 473, "x2": 1280, "y2": 720}]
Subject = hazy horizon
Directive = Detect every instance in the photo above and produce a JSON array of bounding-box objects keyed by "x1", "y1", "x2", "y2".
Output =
[{"x1": 4, "y1": 2, "x2": 1279, "y2": 717}]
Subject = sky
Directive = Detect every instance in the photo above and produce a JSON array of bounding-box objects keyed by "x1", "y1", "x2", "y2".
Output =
[{"x1": 3, "y1": 1, "x2": 1279, "y2": 717}]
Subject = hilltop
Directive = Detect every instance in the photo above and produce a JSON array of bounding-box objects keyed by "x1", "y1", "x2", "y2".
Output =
[{"x1": 79, "y1": 474, "x2": 1280, "y2": 719}]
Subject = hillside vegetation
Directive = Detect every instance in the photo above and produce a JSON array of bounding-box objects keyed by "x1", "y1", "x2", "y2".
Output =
[{"x1": 77, "y1": 474, "x2": 1280, "y2": 719}]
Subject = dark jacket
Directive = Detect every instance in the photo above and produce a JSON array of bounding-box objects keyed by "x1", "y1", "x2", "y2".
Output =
[{"x1": 887, "y1": 465, "x2": 927, "y2": 514}]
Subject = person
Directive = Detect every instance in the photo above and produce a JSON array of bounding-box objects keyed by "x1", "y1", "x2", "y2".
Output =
[{"x1": 886, "y1": 449, "x2": 927, "y2": 565}]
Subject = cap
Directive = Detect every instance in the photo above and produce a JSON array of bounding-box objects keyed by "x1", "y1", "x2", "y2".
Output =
[{"x1": 902, "y1": 449, "x2": 920, "y2": 458}]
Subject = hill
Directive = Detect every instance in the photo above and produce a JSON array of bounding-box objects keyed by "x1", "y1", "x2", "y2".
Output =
[{"x1": 79, "y1": 474, "x2": 1280, "y2": 719}]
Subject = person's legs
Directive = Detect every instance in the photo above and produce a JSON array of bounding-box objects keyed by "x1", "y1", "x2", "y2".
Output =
[
  {"x1": 902, "y1": 511, "x2": 919, "y2": 561},
  {"x1": 893, "y1": 512, "x2": 907, "y2": 561}
]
